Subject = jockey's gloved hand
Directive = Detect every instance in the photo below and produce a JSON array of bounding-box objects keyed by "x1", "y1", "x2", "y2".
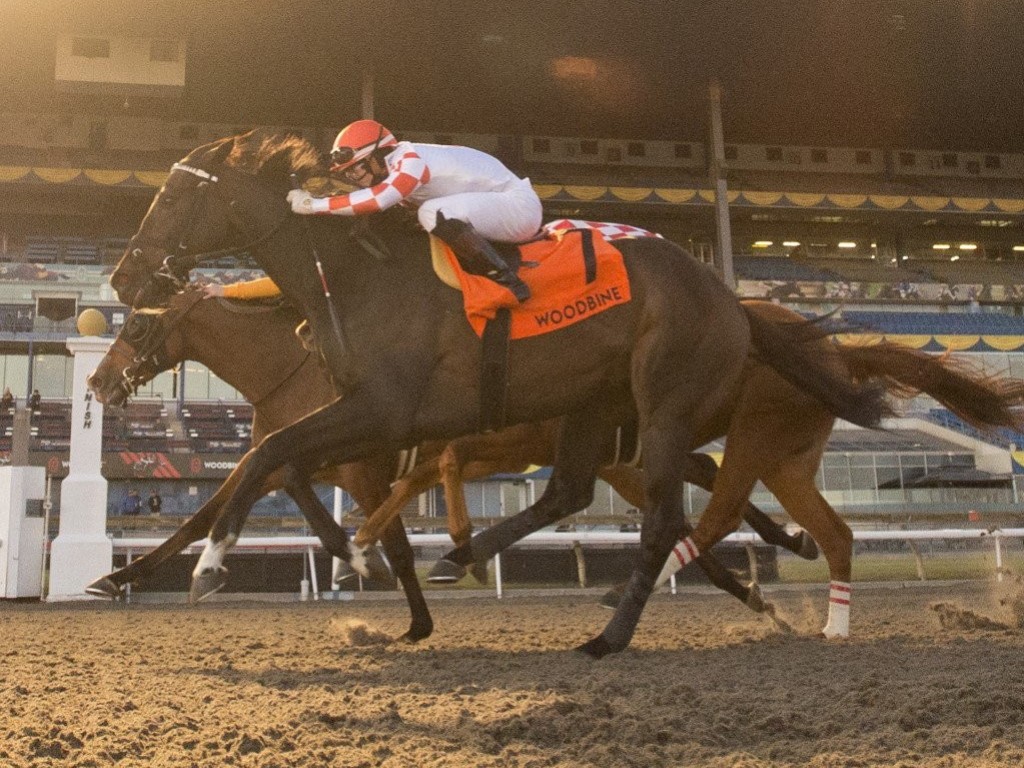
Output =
[{"x1": 287, "y1": 189, "x2": 329, "y2": 215}]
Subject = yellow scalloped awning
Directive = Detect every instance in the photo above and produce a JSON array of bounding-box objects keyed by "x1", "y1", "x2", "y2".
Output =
[
  {"x1": 134, "y1": 171, "x2": 169, "y2": 187},
  {"x1": 933, "y1": 335, "x2": 983, "y2": 351},
  {"x1": 0, "y1": 166, "x2": 31, "y2": 182},
  {"x1": 981, "y1": 335, "x2": 1024, "y2": 351},
  {"x1": 870, "y1": 195, "x2": 910, "y2": 210},
  {"x1": 654, "y1": 188, "x2": 697, "y2": 204},
  {"x1": 951, "y1": 197, "x2": 991, "y2": 213},
  {"x1": 83, "y1": 169, "x2": 134, "y2": 185},
  {"x1": 563, "y1": 185, "x2": 608, "y2": 201},
  {"x1": 609, "y1": 187, "x2": 654, "y2": 202},
  {"x1": 827, "y1": 194, "x2": 868, "y2": 208},
  {"x1": 992, "y1": 198, "x2": 1024, "y2": 214},
  {"x1": 910, "y1": 196, "x2": 949, "y2": 211},
  {"x1": 698, "y1": 189, "x2": 739, "y2": 203},
  {"x1": 785, "y1": 193, "x2": 826, "y2": 207},
  {"x1": 742, "y1": 191, "x2": 783, "y2": 206},
  {"x1": 532, "y1": 184, "x2": 563, "y2": 199},
  {"x1": 33, "y1": 168, "x2": 82, "y2": 184}
]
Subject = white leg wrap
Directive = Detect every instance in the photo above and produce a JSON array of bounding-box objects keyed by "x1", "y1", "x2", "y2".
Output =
[
  {"x1": 192, "y1": 533, "x2": 237, "y2": 578},
  {"x1": 654, "y1": 537, "x2": 700, "y2": 589},
  {"x1": 347, "y1": 541, "x2": 369, "y2": 578},
  {"x1": 822, "y1": 580, "x2": 851, "y2": 638}
]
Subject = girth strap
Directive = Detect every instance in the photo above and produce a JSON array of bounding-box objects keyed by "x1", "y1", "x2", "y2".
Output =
[{"x1": 480, "y1": 307, "x2": 512, "y2": 433}]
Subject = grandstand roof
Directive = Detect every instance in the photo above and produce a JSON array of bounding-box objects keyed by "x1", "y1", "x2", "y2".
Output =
[{"x1": 3, "y1": 0, "x2": 1024, "y2": 152}]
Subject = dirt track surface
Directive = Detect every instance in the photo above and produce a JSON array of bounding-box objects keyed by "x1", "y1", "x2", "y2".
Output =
[{"x1": 2, "y1": 581, "x2": 1023, "y2": 767}]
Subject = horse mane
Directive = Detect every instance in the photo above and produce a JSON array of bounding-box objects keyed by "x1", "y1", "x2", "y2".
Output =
[{"x1": 226, "y1": 128, "x2": 327, "y2": 183}]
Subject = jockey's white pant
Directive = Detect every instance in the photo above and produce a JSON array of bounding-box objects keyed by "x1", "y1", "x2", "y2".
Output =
[{"x1": 417, "y1": 178, "x2": 542, "y2": 243}]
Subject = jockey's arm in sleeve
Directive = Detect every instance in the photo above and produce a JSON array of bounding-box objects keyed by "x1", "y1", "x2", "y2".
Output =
[
  {"x1": 288, "y1": 146, "x2": 429, "y2": 216},
  {"x1": 203, "y1": 276, "x2": 281, "y2": 299}
]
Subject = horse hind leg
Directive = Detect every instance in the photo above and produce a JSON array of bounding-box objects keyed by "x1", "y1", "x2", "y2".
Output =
[{"x1": 764, "y1": 470, "x2": 853, "y2": 638}]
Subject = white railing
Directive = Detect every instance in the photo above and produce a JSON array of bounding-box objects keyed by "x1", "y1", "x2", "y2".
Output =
[{"x1": 109, "y1": 527, "x2": 1024, "y2": 601}]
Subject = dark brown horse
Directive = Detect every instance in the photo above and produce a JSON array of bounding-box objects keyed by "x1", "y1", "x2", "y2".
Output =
[
  {"x1": 85, "y1": 287, "x2": 816, "y2": 620},
  {"x1": 109, "y1": 129, "x2": 886, "y2": 656}
]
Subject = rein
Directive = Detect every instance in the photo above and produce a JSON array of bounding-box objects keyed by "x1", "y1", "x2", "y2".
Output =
[{"x1": 131, "y1": 162, "x2": 291, "y2": 303}]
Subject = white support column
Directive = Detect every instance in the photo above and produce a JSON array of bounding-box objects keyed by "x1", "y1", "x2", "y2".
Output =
[{"x1": 47, "y1": 336, "x2": 113, "y2": 600}]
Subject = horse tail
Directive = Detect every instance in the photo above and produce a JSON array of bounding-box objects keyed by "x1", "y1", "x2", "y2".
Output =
[
  {"x1": 741, "y1": 305, "x2": 891, "y2": 429},
  {"x1": 837, "y1": 342, "x2": 1024, "y2": 433}
]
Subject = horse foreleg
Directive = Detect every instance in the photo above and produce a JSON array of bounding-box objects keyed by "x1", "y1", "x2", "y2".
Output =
[
  {"x1": 86, "y1": 453, "x2": 266, "y2": 598},
  {"x1": 378, "y1": 519, "x2": 435, "y2": 642}
]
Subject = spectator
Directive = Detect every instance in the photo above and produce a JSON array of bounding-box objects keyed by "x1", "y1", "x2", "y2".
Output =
[
  {"x1": 120, "y1": 489, "x2": 142, "y2": 517},
  {"x1": 0, "y1": 387, "x2": 13, "y2": 413},
  {"x1": 147, "y1": 489, "x2": 162, "y2": 516},
  {"x1": 28, "y1": 389, "x2": 40, "y2": 412}
]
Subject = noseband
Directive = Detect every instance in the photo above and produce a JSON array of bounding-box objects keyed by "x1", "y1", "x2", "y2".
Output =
[{"x1": 111, "y1": 289, "x2": 208, "y2": 401}]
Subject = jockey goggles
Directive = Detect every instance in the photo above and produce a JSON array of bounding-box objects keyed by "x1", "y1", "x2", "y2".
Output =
[{"x1": 329, "y1": 122, "x2": 392, "y2": 172}]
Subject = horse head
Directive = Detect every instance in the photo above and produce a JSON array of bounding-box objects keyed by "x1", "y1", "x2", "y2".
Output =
[
  {"x1": 87, "y1": 287, "x2": 207, "y2": 406},
  {"x1": 110, "y1": 130, "x2": 326, "y2": 308}
]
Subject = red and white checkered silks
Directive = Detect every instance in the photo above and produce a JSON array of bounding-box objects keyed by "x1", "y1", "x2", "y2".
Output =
[
  {"x1": 543, "y1": 218, "x2": 663, "y2": 241},
  {"x1": 326, "y1": 145, "x2": 430, "y2": 216}
]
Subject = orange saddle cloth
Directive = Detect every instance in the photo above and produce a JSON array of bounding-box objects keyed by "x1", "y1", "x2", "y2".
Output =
[{"x1": 432, "y1": 229, "x2": 632, "y2": 339}]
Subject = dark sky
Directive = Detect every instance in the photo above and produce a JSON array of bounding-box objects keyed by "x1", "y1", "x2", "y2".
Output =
[{"x1": 3, "y1": 0, "x2": 1023, "y2": 151}]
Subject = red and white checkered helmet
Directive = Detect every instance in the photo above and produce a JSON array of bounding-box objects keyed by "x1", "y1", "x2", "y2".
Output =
[{"x1": 329, "y1": 119, "x2": 397, "y2": 172}]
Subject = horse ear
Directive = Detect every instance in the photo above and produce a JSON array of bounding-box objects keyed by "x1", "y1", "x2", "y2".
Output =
[{"x1": 206, "y1": 137, "x2": 235, "y2": 166}]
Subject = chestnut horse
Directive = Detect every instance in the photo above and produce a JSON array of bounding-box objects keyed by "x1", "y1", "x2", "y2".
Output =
[
  {"x1": 86, "y1": 287, "x2": 817, "y2": 621},
  {"x1": 109, "y1": 129, "x2": 888, "y2": 656}
]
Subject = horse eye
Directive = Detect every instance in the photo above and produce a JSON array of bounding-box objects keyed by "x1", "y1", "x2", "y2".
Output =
[{"x1": 124, "y1": 316, "x2": 151, "y2": 342}]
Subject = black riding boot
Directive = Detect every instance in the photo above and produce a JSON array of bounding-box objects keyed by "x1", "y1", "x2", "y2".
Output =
[{"x1": 432, "y1": 214, "x2": 531, "y2": 303}]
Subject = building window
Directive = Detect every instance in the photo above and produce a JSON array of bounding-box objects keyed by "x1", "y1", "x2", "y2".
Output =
[
  {"x1": 855, "y1": 150, "x2": 872, "y2": 165},
  {"x1": 71, "y1": 38, "x2": 110, "y2": 59},
  {"x1": 766, "y1": 146, "x2": 783, "y2": 162},
  {"x1": 674, "y1": 143, "x2": 692, "y2": 159},
  {"x1": 898, "y1": 151, "x2": 915, "y2": 167},
  {"x1": 150, "y1": 40, "x2": 180, "y2": 63},
  {"x1": 984, "y1": 155, "x2": 1002, "y2": 169},
  {"x1": 580, "y1": 140, "x2": 598, "y2": 155},
  {"x1": 941, "y1": 153, "x2": 958, "y2": 168},
  {"x1": 531, "y1": 137, "x2": 550, "y2": 154},
  {"x1": 811, "y1": 148, "x2": 828, "y2": 163},
  {"x1": 724, "y1": 145, "x2": 738, "y2": 161},
  {"x1": 627, "y1": 142, "x2": 646, "y2": 158}
]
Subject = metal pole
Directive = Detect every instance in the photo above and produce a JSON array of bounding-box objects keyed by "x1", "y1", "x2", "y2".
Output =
[
  {"x1": 994, "y1": 532, "x2": 1004, "y2": 582},
  {"x1": 707, "y1": 79, "x2": 736, "y2": 289}
]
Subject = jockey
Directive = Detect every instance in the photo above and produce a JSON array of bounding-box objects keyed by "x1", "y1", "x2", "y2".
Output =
[{"x1": 287, "y1": 119, "x2": 538, "y2": 302}]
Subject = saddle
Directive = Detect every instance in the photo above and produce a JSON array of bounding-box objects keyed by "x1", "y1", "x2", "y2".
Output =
[{"x1": 431, "y1": 227, "x2": 634, "y2": 432}]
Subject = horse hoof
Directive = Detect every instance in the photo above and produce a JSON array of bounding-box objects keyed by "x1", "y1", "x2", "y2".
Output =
[
  {"x1": 189, "y1": 567, "x2": 228, "y2": 604},
  {"x1": 469, "y1": 561, "x2": 489, "y2": 585},
  {"x1": 426, "y1": 558, "x2": 467, "y2": 584},
  {"x1": 599, "y1": 586, "x2": 624, "y2": 610},
  {"x1": 332, "y1": 560, "x2": 359, "y2": 585},
  {"x1": 363, "y1": 546, "x2": 397, "y2": 589},
  {"x1": 84, "y1": 576, "x2": 123, "y2": 600},
  {"x1": 398, "y1": 622, "x2": 434, "y2": 644},
  {"x1": 745, "y1": 583, "x2": 766, "y2": 613},
  {"x1": 575, "y1": 635, "x2": 615, "y2": 659},
  {"x1": 796, "y1": 531, "x2": 819, "y2": 561}
]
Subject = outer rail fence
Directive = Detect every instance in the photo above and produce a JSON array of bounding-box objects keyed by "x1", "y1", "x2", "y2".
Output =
[{"x1": 103, "y1": 527, "x2": 1024, "y2": 602}]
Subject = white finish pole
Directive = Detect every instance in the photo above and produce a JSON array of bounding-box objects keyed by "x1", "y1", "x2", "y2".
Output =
[{"x1": 48, "y1": 337, "x2": 113, "y2": 600}]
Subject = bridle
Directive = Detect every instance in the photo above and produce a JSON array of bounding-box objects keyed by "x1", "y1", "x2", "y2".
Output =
[
  {"x1": 109, "y1": 288, "x2": 208, "y2": 402},
  {"x1": 127, "y1": 161, "x2": 291, "y2": 306}
]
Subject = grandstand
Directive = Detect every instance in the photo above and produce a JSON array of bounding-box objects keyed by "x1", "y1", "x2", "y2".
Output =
[{"x1": 1, "y1": 0, "x2": 1023, "y2": 530}]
